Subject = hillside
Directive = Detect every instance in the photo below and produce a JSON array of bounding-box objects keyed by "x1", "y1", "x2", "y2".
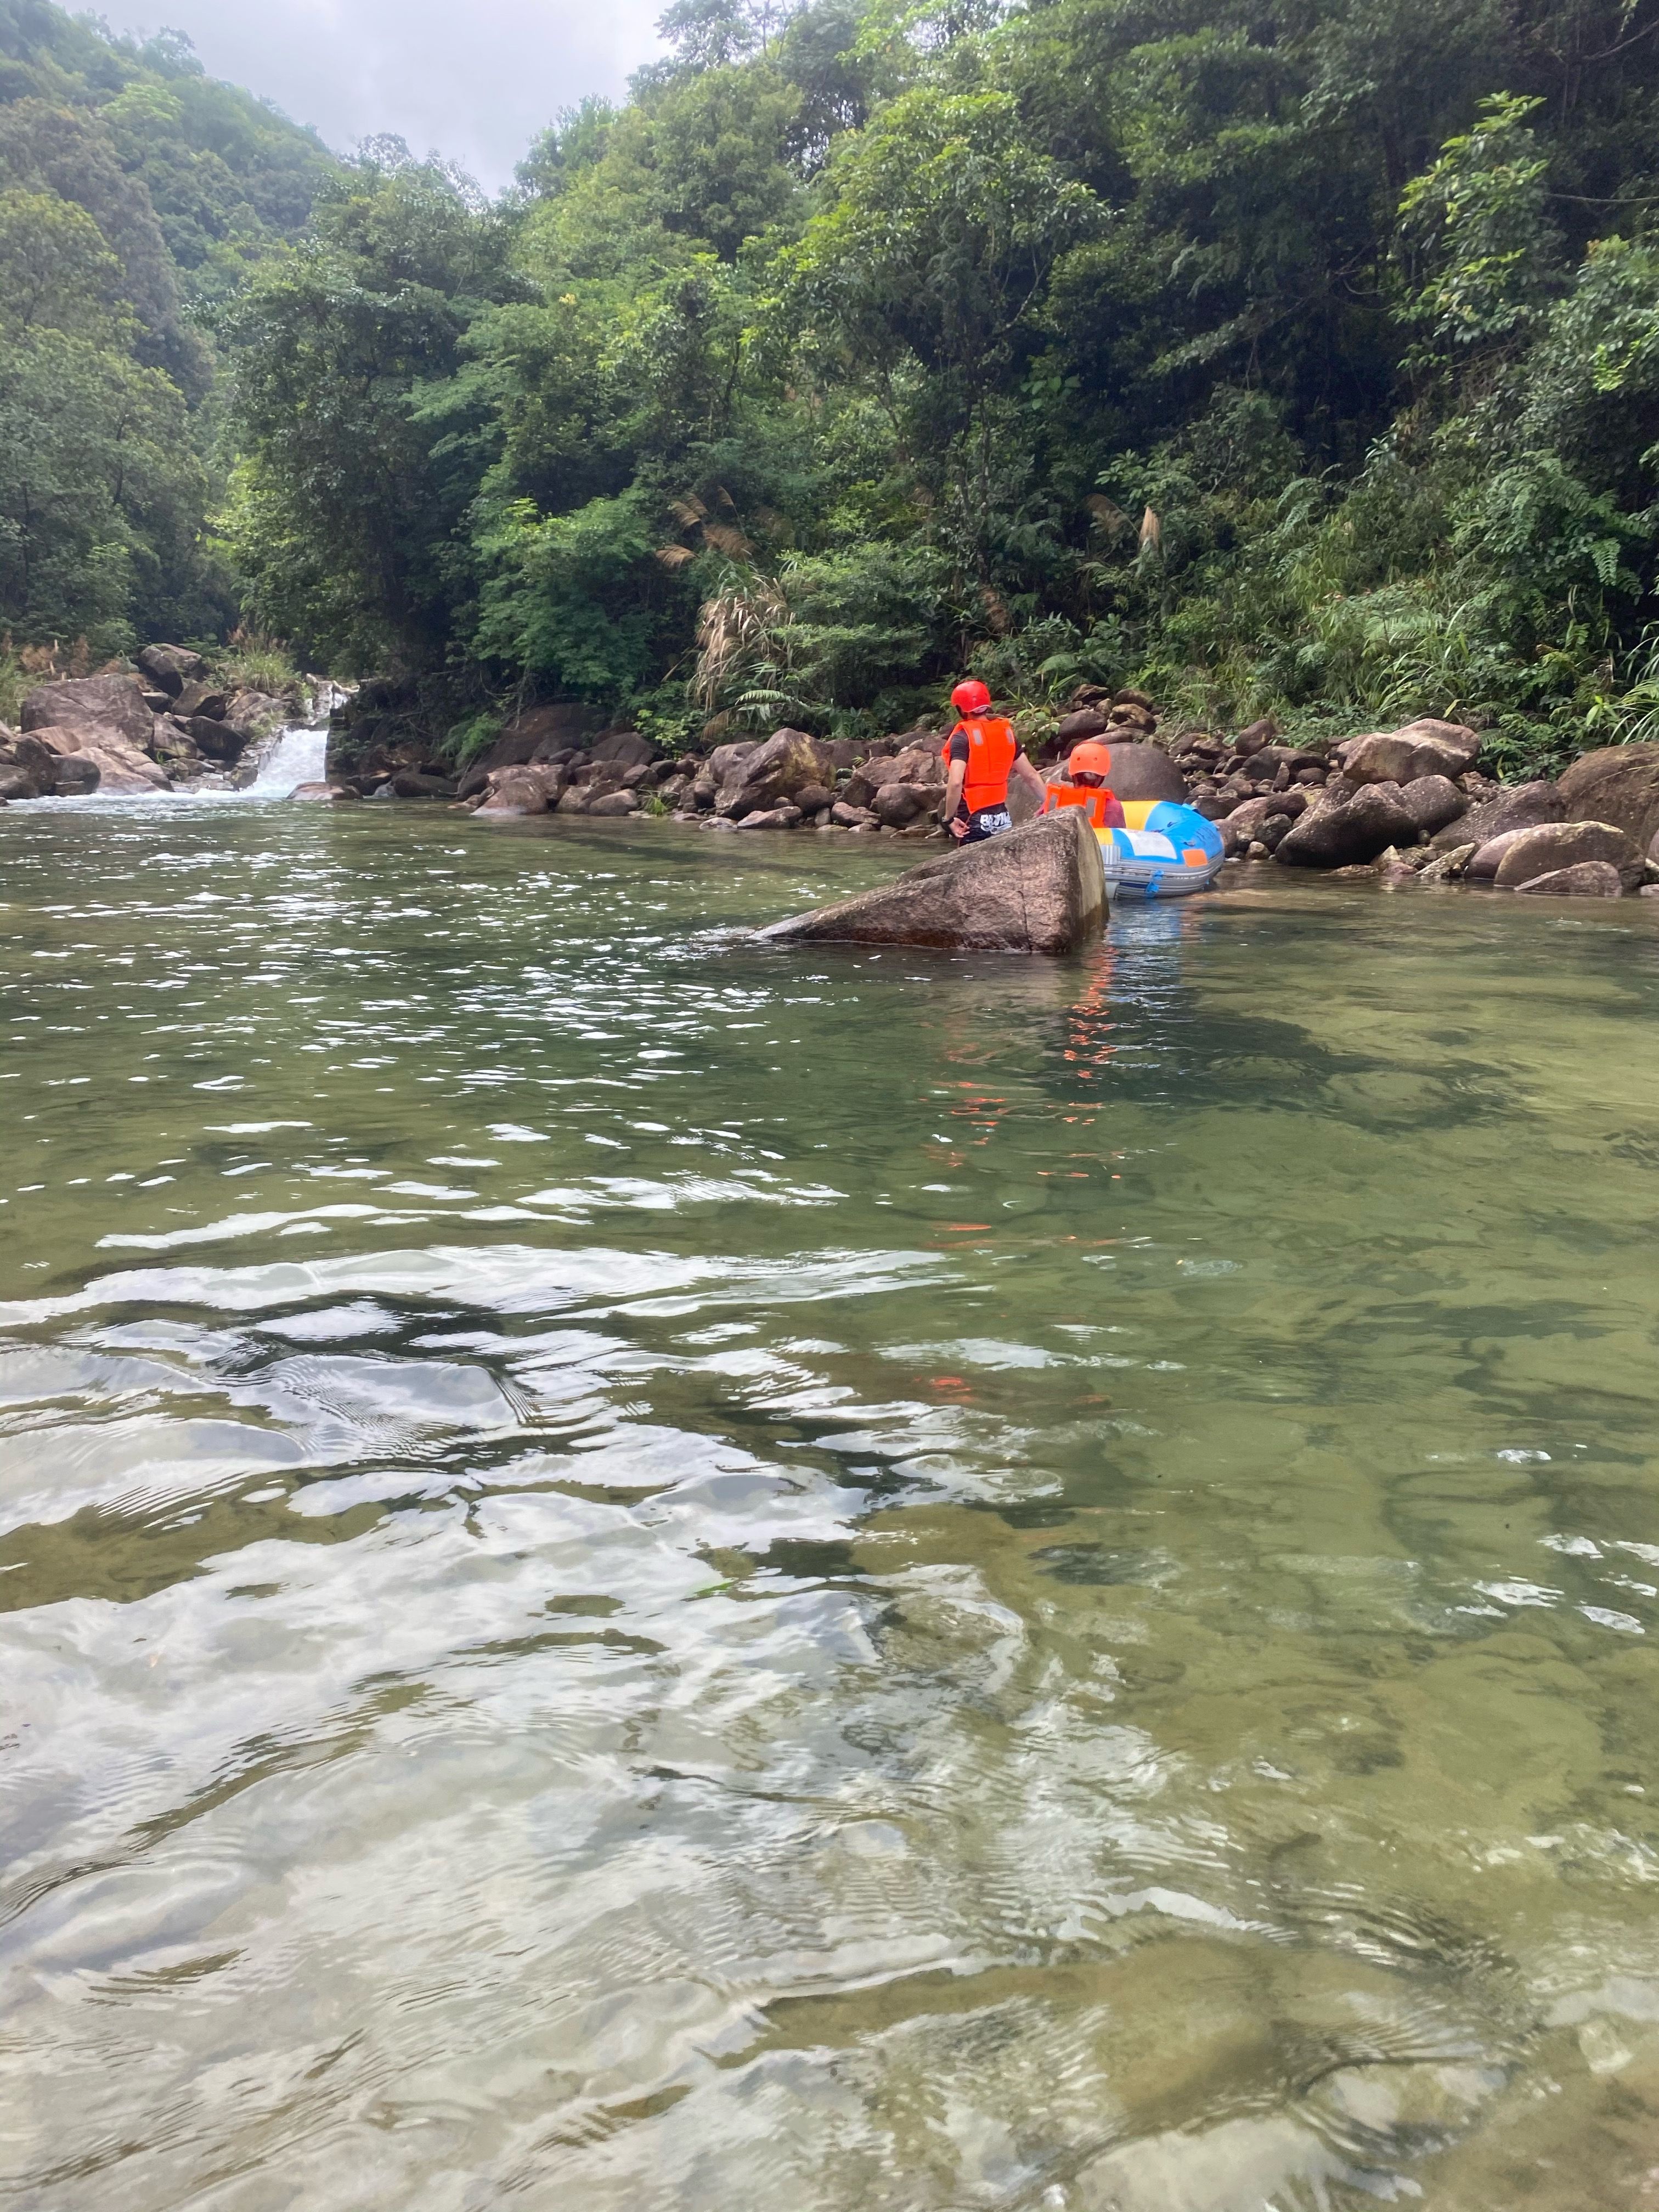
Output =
[{"x1": 0, "y1": 0, "x2": 334, "y2": 653}]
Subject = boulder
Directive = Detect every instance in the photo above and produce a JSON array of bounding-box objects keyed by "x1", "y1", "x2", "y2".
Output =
[
  {"x1": 477, "y1": 771, "x2": 551, "y2": 817},
  {"x1": 1513, "y1": 861, "x2": 1624, "y2": 898},
  {"x1": 178, "y1": 715, "x2": 246, "y2": 760},
  {"x1": 173, "y1": 680, "x2": 230, "y2": 721},
  {"x1": 830, "y1": 800, "x2": 877, "y2": 829},
  {"x1": 77, "y1": 742, "x2": 170, "y2": 794},
  {"x1": 1417, "y1": 842, "x2": 1477, "y2": 883},
  {"x1": 736, "y1": 803, "x2": 802, "y2": 830},
  {"x1": 136, "y1": 643, "x2": 208, "y2": 693},
  {"x1": 708, "y1": 739, "x2": 759, "y2": 784},
  {"x1": 872, "y1": 781, "x2": 931, "y2": 828},
  {"x1": 1555, "y1": 742, "x2": 1659, "y2": 854},
  {"x1": 1096, "y1": 742, "x2": 1187, "y2": 804},
  {"x1": 716, "y1": 728, "x2": 828, "y2": 819},
  {"x1": 762, "y1": 808, "x2": 1107, "y2": 956},
  {"x1": 588, "y1": 791, "x2": 639, "y2": 817},
  {"x1": 389, "y1": 770, "x2": 457, "y2": 799},
  {"x1": 1057, "y1": 706, "x2": 1109, "y2": 743},
  {"x1": 481, "y1": 702, "x2": 599, "y2": 768},
  {"x1": 222, "y1": 691, "x2": 288, "y2": 740},
  {"x1": 1396, "y1": 774, "x2": 1467, "y2": 839},
  {"x1": 1491, "y1": 819, "x2": 1646, "y2": 891},
  {"x1": 794, "y1": 782, "x2": 833, "y2": 815},
  {"x1": 21, "y1": 674, "x2": 155, "y2": 753},
  {"x1": 1431, "y1": 777, "x2": 1562, "y2": 853},
  {"x1": 291, "y1": 782, "x2": 358, "y2": 803},
  {"x1": 51, "y1": 753, "x2": 100, "y2": 795},
  {"x1": 0, "y1": 763, "x2": 41, "y2": 801},
  {"x1": 1336, "y1": 719, "x2": 1480, "y2": 786},
  {"x1": 590, "y1": 730, "x2": 656, "y2": 770},
  {"x1": 1275, "y1": 782, "x2": 1418, "y2": 869}
]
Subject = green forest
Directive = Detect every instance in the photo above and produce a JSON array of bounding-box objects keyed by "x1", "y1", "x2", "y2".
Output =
[{"x1": 6, "y1": 0, "x2": 1659, "y2": 765}]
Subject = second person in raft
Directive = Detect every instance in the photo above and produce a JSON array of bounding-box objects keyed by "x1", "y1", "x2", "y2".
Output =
[{"x1": 939, "y1": 679, "x2": 1047, "y2": 844}]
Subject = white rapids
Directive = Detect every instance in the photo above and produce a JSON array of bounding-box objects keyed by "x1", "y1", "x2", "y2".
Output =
[{"x1": 245, "y1": 724, "x2": 329, "y2": 796}]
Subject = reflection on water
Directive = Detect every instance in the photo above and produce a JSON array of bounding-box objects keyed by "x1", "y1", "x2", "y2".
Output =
[{"x1": 2, "y1": 802, "x2": 1658, "y2": 2210}]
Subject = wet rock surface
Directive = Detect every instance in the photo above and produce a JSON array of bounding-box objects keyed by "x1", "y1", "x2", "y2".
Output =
[{"x1": 763, "y1": 808, "x2": 1107, "y2": 955}]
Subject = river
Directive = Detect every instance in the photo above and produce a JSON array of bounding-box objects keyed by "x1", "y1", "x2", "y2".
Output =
[{"x1": 3, "y1": 792, "x2": 1658, "y2": 2209}]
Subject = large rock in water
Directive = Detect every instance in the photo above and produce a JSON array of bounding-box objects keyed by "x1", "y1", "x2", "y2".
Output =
[
  {"x1": 1489, "y1": 819, "x2": 1646, "y2": 890},
  {"x1": 1274, "y1": 782, "x2": 1417, "y2": 868},
  {"x1": 763, "y1": 809, "x2": 1107, "y2": 955},
  {"x1": 1431, "y1": 777, "x2": 1563, "y2": 853},
  {"x1": 1555, "y1": 742, "x2": 1659, "y2": 854},
  {"x1": 21, "y1": 674, "x2": 155, "y2": 753}
]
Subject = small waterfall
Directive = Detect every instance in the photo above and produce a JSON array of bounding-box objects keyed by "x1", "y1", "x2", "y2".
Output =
[{"x1": 246, "y1": 725, "x2": 329, "y2": 797}]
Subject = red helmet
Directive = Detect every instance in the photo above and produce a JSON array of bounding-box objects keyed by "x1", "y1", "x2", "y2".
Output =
[
  {"x1": 1068, "y1": 740, "x2": 1114, "y2": 783},
  {"x1": 951, "y1": 679, "x2": 992, "y2": 716}
]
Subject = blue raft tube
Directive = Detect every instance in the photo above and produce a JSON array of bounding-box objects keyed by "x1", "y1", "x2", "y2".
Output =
[{"x1": 1098, "y1": 799, "x2": 1225, "y2": 898}]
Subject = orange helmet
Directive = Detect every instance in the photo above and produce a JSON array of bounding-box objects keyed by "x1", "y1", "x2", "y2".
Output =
[
  {"x1": 951, "y1": 678, "x2": 992, "y2": 715},
  {"x1": 1068, "y1": 740, "x2": 1114, "y2": 783}
]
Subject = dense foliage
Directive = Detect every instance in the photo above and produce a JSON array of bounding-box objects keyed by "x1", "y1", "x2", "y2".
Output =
[
  {"x1": 16, "y1": 0, "x2": 1659, "y2": 763},
  {"x1": 0, "y1": 1, "x2": 332, "y2": 653}
]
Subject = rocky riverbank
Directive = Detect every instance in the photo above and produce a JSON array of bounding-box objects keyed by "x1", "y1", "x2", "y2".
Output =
[
  {"x1": 0, "y1": 646, "x2": 338, "y2": 802},
  {"x1": 419, "y1": 687, "x2": 1659, "y2": 902}
]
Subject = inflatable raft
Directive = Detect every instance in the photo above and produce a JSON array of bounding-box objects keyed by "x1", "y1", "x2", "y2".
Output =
[{"x1": 1098, "y1": 800, "x2": 1225, "y2": 898}]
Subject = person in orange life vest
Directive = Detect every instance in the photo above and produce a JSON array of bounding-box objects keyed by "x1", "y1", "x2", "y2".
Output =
[
  {"x1": 1042, "y1": 738, "x2": 1126, "y2": 831},
  {"x1": 939, "y1": 680, "x2": 1046, "y2": 844}
]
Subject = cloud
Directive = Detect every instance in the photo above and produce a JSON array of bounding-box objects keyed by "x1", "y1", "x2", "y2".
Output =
[{"x1": 93, "y1": 0, "x2": 668, "y2": 193}]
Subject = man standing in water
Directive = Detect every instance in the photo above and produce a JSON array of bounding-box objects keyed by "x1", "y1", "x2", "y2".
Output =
[{"x1": 939, "y1": 680, "x2": 1047, "y2": 844}]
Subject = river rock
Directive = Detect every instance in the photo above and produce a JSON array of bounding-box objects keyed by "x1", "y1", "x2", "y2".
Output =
[
  {"x1": 793, "y1": 782, "x2": 833, "y2": 815},
  {"x1": 1555, "y1": 742, "x2": 1659, "y2": 854},
  {"x1": 21, "y1": 674, "x2": 156, "y2": 753},
  {"x1": 1491, "y1": 819, "x2": 1646, "y2": 890},
  {"x1": 588, "y1": 790, "x2": 640, "y2": 817},
  {"x1": 1397, "y1": 774, "x2": 1467, "y2": 838},
  {"x1": 830, "y1": 800, "x2": 877, "y2": 829},
  {"x1": 173, "y1": 680, "x2": 230, "y2": 721},
  {"x1": 136, "y1": 643, "x2": 209, "y2": 693},
  {"x1": 736, "y1": 803, "x2": 802, "y2": 830},
  {"x1": 1057, "y1": 707, "x2": 1109, "y2": 743},
  {"x1": 176, "y1": 714, "x2": 246, "y2": 760},
  {"x1": 1094, "y1": 742, "x2": 1187, "y2": 803},
  {"x1": 1274, "y1": 781, "x2": 1417, "y2": 868},
  {"x1": 873, "y1": 781, "x2": 932, "y2": 828},
  {"x1": 763, "y1": 808, "x2": 1106, "y2": 955},
  {"x1": 223, "y1": 691, "x2": 288, "y2": 740},
  {"x1": 1513, "y1": 860, "x2": 1624, "y2": 897},
  {"x1": 477, "y1": 771, "x2": 550, "y2": 816},
  {"x1": 1417, "y1": 842, "x2": 1477, "y2": 883},
  {"x1": 291, "y1": 781, "x2": 358, "y2": 802},
  {"x1": 1336, "y1": 719, "x2": 1480, "y2": 786},
  {"x1": 0, "y1": 763, "x2": 40, "y2": 800},
  {"x1": 1430, "y1": 777, "x2": 1563, "y2": 853},
  {"x1": 27, "y1": 724, "x2": 169, "y2": 792},
  {"x1": 716, "y1": 729, "x2": 827, "y2": 819}
]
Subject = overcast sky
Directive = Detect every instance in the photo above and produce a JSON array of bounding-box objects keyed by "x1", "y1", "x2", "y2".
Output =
[{"x1": 92, "y1": 0, "x2": 669, "y2": 193}]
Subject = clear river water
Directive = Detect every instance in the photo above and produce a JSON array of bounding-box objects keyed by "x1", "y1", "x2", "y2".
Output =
[{"x1": 3, "y1": 791, "x2": 1659, "y2": 2211}]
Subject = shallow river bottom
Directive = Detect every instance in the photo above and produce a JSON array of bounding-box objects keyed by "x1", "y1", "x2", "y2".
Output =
[{"x1": 2, "y1": 800, "x2": 1659, "y2": 2211}]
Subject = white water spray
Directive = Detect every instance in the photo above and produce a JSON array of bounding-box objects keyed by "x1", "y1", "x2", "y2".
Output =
[{"x1": 245, "y1": 725, "x2": 329, "y2": 796}]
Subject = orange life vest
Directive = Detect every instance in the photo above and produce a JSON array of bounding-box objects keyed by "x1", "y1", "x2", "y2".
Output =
[
  {"x1": 1043, "y1": 778, "x2": 1122, "y2": 830},
  {"x1": 943, "y1": 715, "x2": 1018, "y2": 814}
]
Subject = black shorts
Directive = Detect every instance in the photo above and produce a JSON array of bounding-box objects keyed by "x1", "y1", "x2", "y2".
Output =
[{"x1": 958, "y1": 805, "x2": 1012, "y2": 843}]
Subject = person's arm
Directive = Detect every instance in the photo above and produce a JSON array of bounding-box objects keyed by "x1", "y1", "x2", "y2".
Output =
[
  {"x1": 1013, "y1": 752, "x2": 1046, "y2": 804},
  {"x1": 943, "y1": 756, "x2": 967, "y2": 837}
]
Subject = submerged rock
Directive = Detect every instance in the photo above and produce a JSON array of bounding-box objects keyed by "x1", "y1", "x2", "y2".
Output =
[{"x1": 762, "y1": 808, "x2": 1107, "y2": 955}]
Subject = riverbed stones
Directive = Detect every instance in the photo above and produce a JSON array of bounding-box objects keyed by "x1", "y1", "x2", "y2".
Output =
[
  {"x1": 1417, "y1": 842, "x2": 1478, "y2": 883},
  {"x1": 1513, "y1": 860, "x2": 1626, "y2": 897},
  {"x1": 1430, "y1": 777, "x2": 1563, "y2": 853},
  {"x1": 1274, "y1": 781, "x2": 1417, "y2": 868},
  {"x1": 1555, "y1": 742, "x2": 1659, "y2": 854},
  {"x1": 21, "y1": 674, "x2": 156, "y2": 753},
  {"x1": 290, "y1": 781, "x2": 358, "y2": 802},
  {"x1": 762, "y1": 808, "x2": 1106, "y2": 955},
  {"x1": 1490, "y1": 819, "x2": 1646, "y2": 891}
]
